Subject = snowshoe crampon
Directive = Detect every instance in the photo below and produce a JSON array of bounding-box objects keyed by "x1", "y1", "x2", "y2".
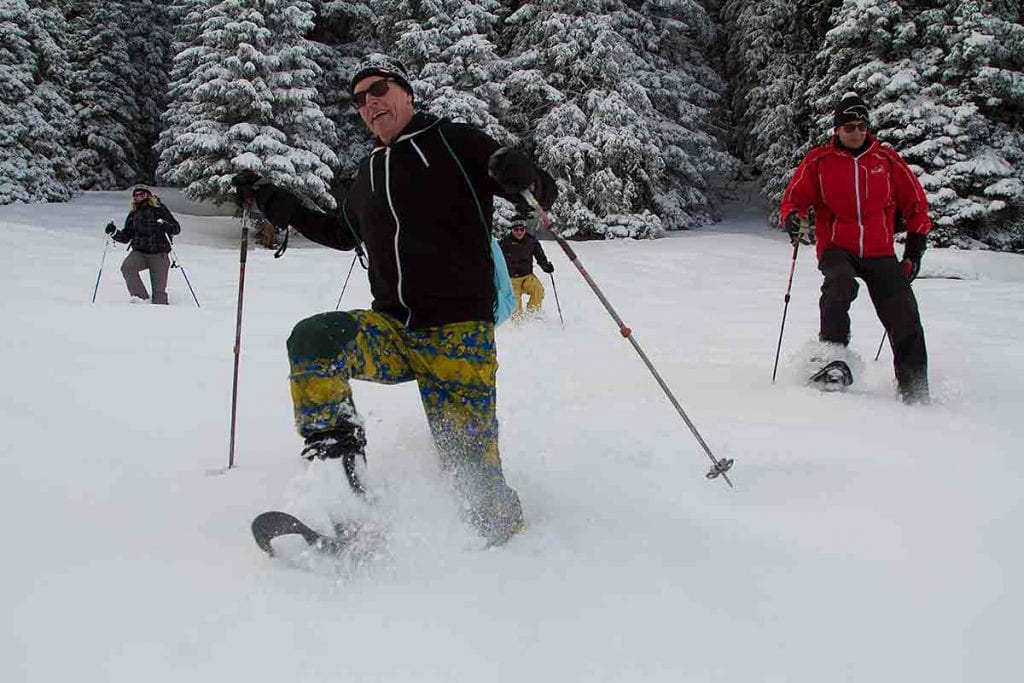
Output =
[{"x1": 808, "y1": 360, "x2": 853, "y2": 391}]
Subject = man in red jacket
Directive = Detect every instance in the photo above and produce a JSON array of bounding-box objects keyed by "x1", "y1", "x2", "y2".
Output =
[{"x1": 780, "y1": 92, "x2": 930, "y2": 403}]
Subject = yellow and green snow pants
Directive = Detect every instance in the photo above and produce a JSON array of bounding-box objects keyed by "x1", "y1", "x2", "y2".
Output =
[{"x1": 286, "y1": 309, "x2": 523, "y2": 544}]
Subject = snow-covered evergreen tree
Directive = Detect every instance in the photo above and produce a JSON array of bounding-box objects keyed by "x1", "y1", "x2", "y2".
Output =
[
  {"x1": 376, "y1": 0, "x2": 513, "y2": 143},
  {"x1": 502, "y1": 0, "x2": 732, "y2": 238},
  {"x1": 0, "y1": 0, "x2": 77, "y2": 203},
  {"x1": 157, "y1": 0, "x2": 209, "y2": 187},
  {"x1": 307, "y1": 0, "x2": 381, "y2": 187},
  {"x1": 927, "y1": 0, "x2": 1024, "y2": 248},
  {"x1": 158, "y1": 0, "x2": 338, "y2": 207},
  {"x1": 722, "y1": 0, "x2": 827, "y2": 210},
  {"x1": 65, "y1": 1, "x2": 141, "y2": 190},
  {"x1": 643, "y1": 0, "x2": 737, "y2": 227},
  {"x1": 805, "y1": 0, "x2": 1024, "y2": 248},
  {"x1": 124, "y1": 0, "x2": 174, "y2": 182}
]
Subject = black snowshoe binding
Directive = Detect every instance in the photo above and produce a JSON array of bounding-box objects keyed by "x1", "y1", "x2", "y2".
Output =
[
  {"x1": 808, "y1": 360, "x2": 853, "y2": 391},
  {"x1": 300, "y1": 427, "x2": 367, "y2": 496}
]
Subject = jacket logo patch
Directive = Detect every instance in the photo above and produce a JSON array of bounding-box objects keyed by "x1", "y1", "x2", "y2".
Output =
[{"x1": 870, "y1": 166, "x2": 886, "y2": 175}]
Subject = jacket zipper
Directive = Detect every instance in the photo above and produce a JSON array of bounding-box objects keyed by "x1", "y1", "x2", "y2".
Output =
[
  {"x1": 373, "y1": 118, "x2": 443, "y2": 326},
  {"x1": 383, "y1": 147, "x2": 410, "y2": 324},
  {"x1": 853, "y1": 157, "x2": 864, "y2": 257}
]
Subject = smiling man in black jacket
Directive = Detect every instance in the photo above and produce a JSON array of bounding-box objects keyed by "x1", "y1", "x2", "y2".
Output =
[{"x1": 233, "y1": 55, "x2": 557, "y2": 546}]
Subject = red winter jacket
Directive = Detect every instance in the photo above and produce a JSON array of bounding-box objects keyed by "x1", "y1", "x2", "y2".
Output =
[{"x1": 780, "y1": 136, "x2": 931, "y2": 259}]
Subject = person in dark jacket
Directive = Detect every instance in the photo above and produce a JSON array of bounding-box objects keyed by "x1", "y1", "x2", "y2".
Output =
[
  {"x1": 780, "y1": 92, "x2": 931, "y2": 403},
  {"x1": 499, "y1": 220, "x2": 554, "y2": 320},
  {"x1": 104, "y1": 185, "x2": 181, "y2": 305},
  {"x1": 232, "y1": 54, "x2": 557, "y2": 546}
]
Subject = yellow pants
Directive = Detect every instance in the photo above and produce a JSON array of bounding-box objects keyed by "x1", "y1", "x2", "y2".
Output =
[
  {"x1": 511, "y1": 273, "x2": 545, "y2": 318},
  {"x1": 286, "y1": 309, "x2": 523, "y2": 544}
]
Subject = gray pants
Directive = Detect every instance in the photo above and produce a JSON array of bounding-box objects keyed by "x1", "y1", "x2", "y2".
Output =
[{"x1": 121, "y1": 251, "x2": 170, "y2": 304}]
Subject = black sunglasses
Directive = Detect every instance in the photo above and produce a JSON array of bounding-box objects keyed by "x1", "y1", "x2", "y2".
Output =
[
  {"x1": 132, "y1": 191, "x2": 150, "y2": 197},
  {"x1": 352, "y1": 79, "x2": 395, "y2": 108},
  {"x1": 840, "y1": 122, "x2": 868, "y2": 133}
]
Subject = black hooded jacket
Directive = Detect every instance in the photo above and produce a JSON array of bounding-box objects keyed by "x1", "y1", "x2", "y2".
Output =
[
  {"x1": 113, "y1": 198, "x2": 180, "y2": 254},
  {"x1": 255, "y1": 112, "x2": 557, "y2": 328},
  {"x1": 499, "y1": 232, "x2": 552, "y2": 278}
]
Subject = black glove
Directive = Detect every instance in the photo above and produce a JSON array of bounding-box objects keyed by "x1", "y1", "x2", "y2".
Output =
[
  {"x1": 541, "y1": 262, "x2": 554, "y2": 274},
  {"x1": 232, "y1": 173, "x2": 300, "y2": 229},
  {"x1": 902, "y1": 232, "x2": 926, "y2": 282},
  {"x1": 104, "y1": 222, "x2": 116, "y2": 236},
  {"x1": 488, "y1": 147, "x2": 537, "y2": 195},
  {"x1": 783, "y1": 211, "x2": 811, "y2": 245},
  {"x1": 232, "y1": 170, "x2": 267, "y2": 207}
]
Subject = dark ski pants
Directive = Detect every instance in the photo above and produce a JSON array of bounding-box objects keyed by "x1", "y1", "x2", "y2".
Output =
[
  {"x1": 120, "y1": 251, "x2": 170, "y2": 304},
  {"x1": 286, "y1": 309, "x2": 523, "y2": 545},
  {"x1": 818, "y1": 248, "x2": 929, "y2": 402}
]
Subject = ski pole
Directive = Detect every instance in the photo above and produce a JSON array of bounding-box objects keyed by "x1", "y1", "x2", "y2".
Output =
[
  {"x1": 521, "y1": 190, "x2": 733, "y2": 487},
  {"x1": 771, "y1": 240, "x2": 800, "y2": 383},
  {"x1": 91, "y1": 231, "x2": 113, "y2": 303},
  {"x1": 162, "y1": 232, "x2": 200, "y2": 308},
  {"x1": 548, "y1": 272, "x2": 564, "y2": 327},
  {"x1": 227, "y1": 202, "x2": 252, "y2": 470},
  {"x1": 874, "y1": 330, "x2": 888, "y2": 361},
  {"x1": 335, "y1": 254, "x2": 358, "y2": 310}
]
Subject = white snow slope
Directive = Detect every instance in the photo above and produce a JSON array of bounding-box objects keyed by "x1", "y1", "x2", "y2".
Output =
[{"x1": 1, "y1": 190, "x2": 1021, "y2": 683}]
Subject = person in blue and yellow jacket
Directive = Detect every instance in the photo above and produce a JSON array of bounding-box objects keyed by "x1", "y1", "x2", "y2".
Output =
[{"x1": 233, "y1": 55, "x2": 557, "y2": 546}]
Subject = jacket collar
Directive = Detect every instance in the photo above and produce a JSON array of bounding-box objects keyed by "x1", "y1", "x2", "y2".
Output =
[
  {"x1": 371, "y1": 112, "x2": 442, "y2": 153},
  {"x1": 831, "y1": 133, "x2": 877, "y2": 158}
]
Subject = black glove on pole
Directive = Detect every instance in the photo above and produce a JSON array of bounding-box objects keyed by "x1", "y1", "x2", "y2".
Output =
[
  {"x1": 488, "y1": 147, "x2": 537, "y2": 195},
  {"x1": 519, "y1": 189, "x2": 733, "y2": 487},
  {"x1": 901, "y1": 232, "x2": 926, "y2": 282},
  {"x1": 784, "y1": 211, "x2": 811, "y2": 246},
  {"x1": 232, "y1": 170, "x2": 262, "y2": 207}
]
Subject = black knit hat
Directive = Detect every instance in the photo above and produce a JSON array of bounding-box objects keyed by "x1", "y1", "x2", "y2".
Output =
[
  {"x1": 510, "y1": 214, "x2": 532, "y2": 230},
  {"x1": 350, "y1": 54, "x2": 413, "y2": 97},
  {"x1": 834, "y1": 92, "x2": 870, "y2": 128}
]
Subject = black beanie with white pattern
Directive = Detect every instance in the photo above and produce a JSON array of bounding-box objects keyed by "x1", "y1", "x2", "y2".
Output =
[
  {"x1": 833, "y1": 92, "x2": 870, "y2": 128},
  {"x1": 350, "y1": 54, "x2": 413, "y2": 97}
]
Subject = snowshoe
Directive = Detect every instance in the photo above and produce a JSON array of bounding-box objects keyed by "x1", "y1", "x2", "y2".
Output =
[
  {"x1": 251, "y1": 510, "x2": 357, "y2": 557},
  {"x1": 808, "y1": 360, "x2": 853, "y2": 391}
]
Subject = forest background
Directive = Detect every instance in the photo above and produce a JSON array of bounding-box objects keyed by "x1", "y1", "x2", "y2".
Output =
[{"x1": 3, "y1": 0, "x2": 1022, "y2": 247}]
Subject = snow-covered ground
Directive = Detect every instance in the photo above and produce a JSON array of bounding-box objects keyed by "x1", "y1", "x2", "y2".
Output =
[{"x1": 1, "y1": 189, "x2": 1021, "y2": 682}]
